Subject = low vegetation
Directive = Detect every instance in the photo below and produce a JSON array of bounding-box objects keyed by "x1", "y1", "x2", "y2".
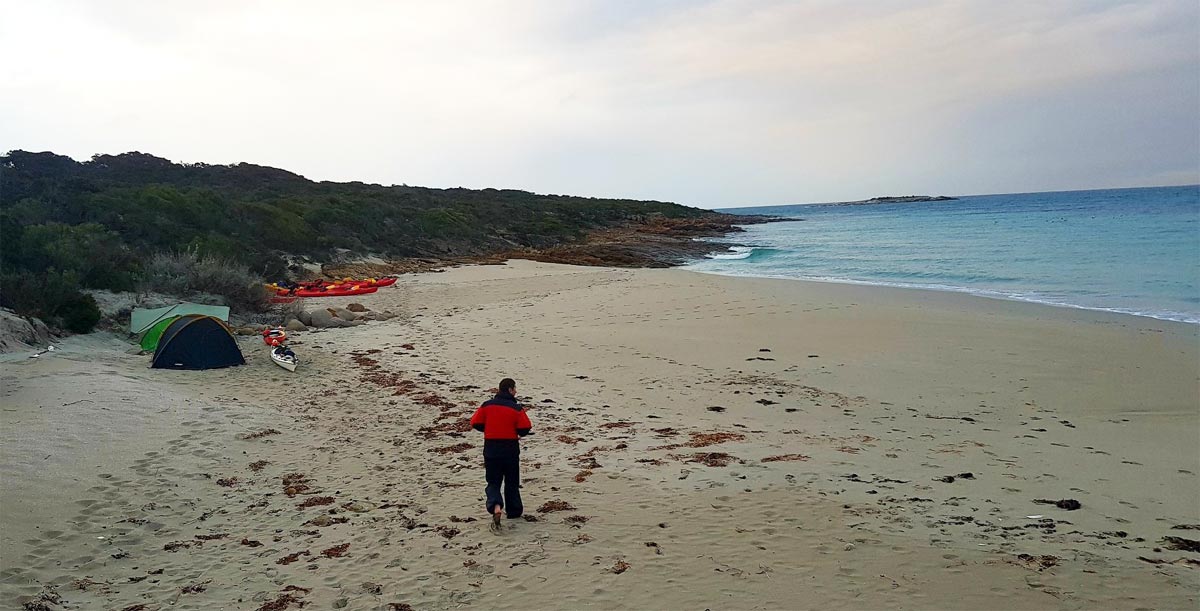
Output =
[
  {"x1": 139, "y1": 251, "x2": 269, "y2": 313},
  {"x1": 0, "y1": 150, "x2": 717, "y2": 332}
]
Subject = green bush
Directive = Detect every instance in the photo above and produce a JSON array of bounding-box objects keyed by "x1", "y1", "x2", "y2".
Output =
[
  {"x1": 139, "y1": 250, "x2": 269, "y2": 312},
  {"x1": 0, "y1": 270, "x2": 102, "y2": 333},
  {"x1": 16, "y1": 222, "x2": 138, "y2": 290},
  {"x1": 57, "y1": 292, "x2": 102, "y2": 333}
]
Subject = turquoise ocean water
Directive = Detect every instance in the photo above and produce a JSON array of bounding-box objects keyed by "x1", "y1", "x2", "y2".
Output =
[{"x1": 686, "y1": 186, "x2": 1200, "y2": 323}]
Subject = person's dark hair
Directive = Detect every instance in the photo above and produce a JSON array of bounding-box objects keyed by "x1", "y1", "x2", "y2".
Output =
[{"x1": 499, "y1": 378, "x2": 516, "y2": 395}]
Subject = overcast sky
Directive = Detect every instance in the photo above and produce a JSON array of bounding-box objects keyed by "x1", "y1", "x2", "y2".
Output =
[{"x1": 2, "y1": 1, "x2": 1197, "y2": 208}]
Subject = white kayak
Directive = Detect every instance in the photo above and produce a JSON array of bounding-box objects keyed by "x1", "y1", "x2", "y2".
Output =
[{"x1": 270, "y1": 346, "x2": 298, "y2": 372}]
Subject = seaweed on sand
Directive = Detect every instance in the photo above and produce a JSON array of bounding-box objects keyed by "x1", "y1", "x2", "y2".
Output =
[
  {"x1": 434, "y1": 526, "x2": 460, "y2": 540},
  {"x1": 599, "y1": 422, "x2": 636, "y2": 429},
  {"x1": 1162, "y1": 536, "x2": 1200, "y2": 553},
  {"x1": 305, "y1": 515, "x2": 349, "y2": 527},
  {"x1": 416, "y1": 417, "x2": 472, "y2": 439},
  {"x1": 651, "y1": 431, "x2": 745, "y2": 451},
  {"x1": 162, "y1": 541, "x2": 195, "y2": 552},
  {"x1": 320, "y1": 543, "x2": 350, "y2": 558},
  {"x1": 672, "y1": 452, "x2": 740, "y2": 467},
  {"x1": 282, "y1": 473, "x2": 312, "y2": 497},
  {"x1": 296, "y1": 496, "x2": 334, "y2": 509},
  {"x1": 1014, "y1": 554, "x2": 1059, "y2": 571},
  {"x1": 241, "y1": 429, "x2": 281, "y2": 440},
  {"x1": 350, "y1": 354, "x2": 379, "y2": 368},
  {"x1": 429, "y1": 442, "x2": 475, "y2": 454},
  {"x1": 257, "y1": 593, "x2": 305, "y2": 611},
  {"x1": 415, "y1": 393, "x2": 458, "y2": 409},
  {"x1": 180, "y1": 580, "x2": 211, "y2": 594},
  {"x1": 276, "y1": 550, "x2": 310, "y2": 565},
  {"x1": 537, "y1": 500, "x2": 576, "y2": 513}
]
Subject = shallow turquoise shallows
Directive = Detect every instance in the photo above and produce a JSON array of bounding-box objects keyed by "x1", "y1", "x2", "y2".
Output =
[{"x1": 687, "y1": 186, "x2": 1200, "y2": 324}]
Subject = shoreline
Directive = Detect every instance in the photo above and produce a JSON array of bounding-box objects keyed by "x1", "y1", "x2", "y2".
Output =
[
  {"x1": 3, "y1": 261, "x2": 1196, "y2": 609},
  {"x1": 680, "y1": 264, "x2": 1200, "y2": 326}
]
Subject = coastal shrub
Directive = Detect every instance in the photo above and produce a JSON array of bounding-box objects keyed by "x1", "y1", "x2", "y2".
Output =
[
  {"x1": 0, "y1": 270, "x2": 102, "y2": 333},
  {"x1": 5, "y1": 222, "x2": 138, "y2": 291},
  {"x1": 230, "y1": 200, "x2": 315, "y2": 248},
  {"x1": 1, "y1": 149, "x2": 722, "y2": 332},
  {"x1": 417, "y1": 208, "x2": 474, "y2": 238},
  {"x1": 3, "y1": 150, "x2": 711, "y2": 268},
  {"x1": 186, "y1": 253, "x2": 270, "y2": 312},
  {"x1": 140, "y1": 250, "x2": 270, "y2": 312},
  {"x1": 138, "y1": 251, "x2": 191, "y2": 294},
  {"x1": 55, "y1": 291, "x2": 103, "y2": 333}
]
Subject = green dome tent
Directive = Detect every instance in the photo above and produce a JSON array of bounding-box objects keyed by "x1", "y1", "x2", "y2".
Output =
[
  {"x1": 131, "y1": 303, "x2": 230, "y2": 353},
  {"x1": 151, "y1": 315, "x2": 245, "y2": 370},
  {"x1": 139, "y1": 316, "x2": 180, "y2": 352}
]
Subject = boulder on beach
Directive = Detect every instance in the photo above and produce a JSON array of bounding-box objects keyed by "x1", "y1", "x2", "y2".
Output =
[
  {"x1": 296, "y1": 305, "x2": 374, "y2": 329},
  {"x1": 331, "y1": 307, "x2": 359, "y2": 321},
  {"x1": 307, "y1": 308, "x2": 337, "y2": 328},
  {"x1": 0, "y1": 309, "x2": 53, "y2": 353},
  {"x1": 284, "y1": 319, "x2": 307, "y2": 332},
  {"x1": 307, "y1": 309, "x2": 352, "y2": 328},
  {"x1": 346, "y1": 303, "x2": 368, "y2": 313}
]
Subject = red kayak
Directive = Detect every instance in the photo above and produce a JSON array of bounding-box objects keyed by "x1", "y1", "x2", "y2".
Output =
[
  {"x1": 293, "y1": 285, "x2": 378, "y2": 298},
  {"x1": 295, "y1": 277, "x2": 397, "y2": 289},
  {"x1": 263, "y1": 328, "x2": 287, "y2": 346}
]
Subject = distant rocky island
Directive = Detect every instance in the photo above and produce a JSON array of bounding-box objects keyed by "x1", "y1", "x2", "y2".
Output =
[{"x1": 834, "y1": 195, "x2": 958, "y2": 206}]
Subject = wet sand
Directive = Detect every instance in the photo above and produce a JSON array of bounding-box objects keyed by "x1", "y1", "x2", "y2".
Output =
[{"x1": 2, "y1": 260, "x2": 1197, "y2": 610}]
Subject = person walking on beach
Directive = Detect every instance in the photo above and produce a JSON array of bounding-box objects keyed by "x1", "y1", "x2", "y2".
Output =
[{"x1": 470, "y1": 378, "x2": 532, "y2": 529}]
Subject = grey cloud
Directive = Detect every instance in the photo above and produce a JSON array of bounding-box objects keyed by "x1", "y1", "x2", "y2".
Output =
[{"x1": 1, "y1": 0, "x2": 1195, "y2": 207}]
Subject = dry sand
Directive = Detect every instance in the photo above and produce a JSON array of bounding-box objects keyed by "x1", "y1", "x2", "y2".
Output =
[{"x1": 2, "y1": 260, "x2": 1197, "y2": 610}]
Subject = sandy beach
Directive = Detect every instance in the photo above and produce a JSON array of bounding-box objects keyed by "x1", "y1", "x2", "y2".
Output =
[{"x1": 2, "y1": 260, "x2": 1197, "y2": 610}]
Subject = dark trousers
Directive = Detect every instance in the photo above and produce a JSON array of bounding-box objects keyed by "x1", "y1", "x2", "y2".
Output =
[{"x1": 484, "y1": 452, "x2": 522, "y2": 518}]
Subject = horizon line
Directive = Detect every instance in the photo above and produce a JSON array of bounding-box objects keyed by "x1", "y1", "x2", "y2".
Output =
[
  {"x1": 5, "y1": 148, "x2": 1196, "y2": 213},
  {"x1": 712, "y1": 183, "x2": 1200, "y2": 210}
]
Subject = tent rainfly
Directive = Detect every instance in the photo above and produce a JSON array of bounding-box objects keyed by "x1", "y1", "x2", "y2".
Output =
[
  {"x1": 131, "y1": 303, "x2": 230, "y2": 335},
  {"x1": 139, "y1": 316, "x2": 180, "y2": 352}
]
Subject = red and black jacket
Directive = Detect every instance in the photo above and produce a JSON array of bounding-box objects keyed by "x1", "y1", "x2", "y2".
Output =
[{"x1": 470, "y1": 393, "x2": 532, "y2": 456}]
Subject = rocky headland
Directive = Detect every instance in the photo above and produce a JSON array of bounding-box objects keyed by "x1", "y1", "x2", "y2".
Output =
[{"x1": 1, "y1": 150, "x2": 784, "y2": 338}]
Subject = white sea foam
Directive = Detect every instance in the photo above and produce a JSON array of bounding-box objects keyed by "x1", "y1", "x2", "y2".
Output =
[
  {"x1": 685, "y1": 268, "x2": 1200, "y2": 324},
  {"x1": 707, "y1": 246, "x2": 757, "y2": 260}
]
